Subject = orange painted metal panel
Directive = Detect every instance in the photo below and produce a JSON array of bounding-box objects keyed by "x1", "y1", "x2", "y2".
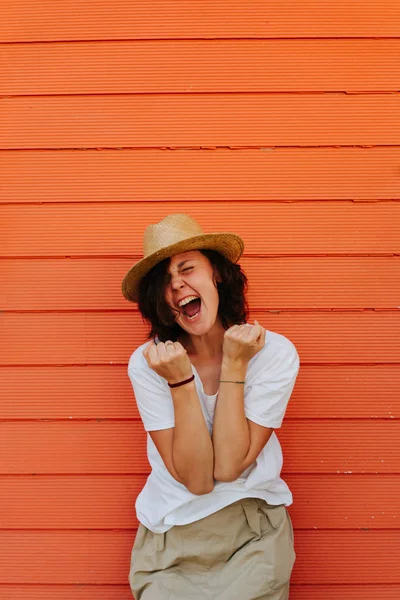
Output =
[
  {"x1": 1, "y1": 312, "x2": 400, "y2": 365},
  {"x1": 2, "y1": 148, "x2": 400, "y2": 204},
  {"x1": 0, "y1": 474, "x2": 397, "y2": 529},
  {"x1": 1, "y1": 1, "x2": 400, "y2": 42},
  {"x1": 2, "y1": 257, "x2": 400, "y2": 310},
  {"x1": 1, "y1": 0, "x2": 400, "y2": 593},
  {"x1": 0, "y1": 421, "x2": 398, "y2": 474},
  {"x1": 2, "y1": 40, "x2": 400, "y2": 95},
  {"x1": 2, "y1": 202, "x2": 400, "y2": 256},
  {"x1": 0, "y1": 365, "x2": 398, "y2": 420},
  {"x1": 2, "y1": 94, "x2": 400, "y2": 149},
  {"x1": 0, "y1": 530, "x2": 399, "y2": 584}
]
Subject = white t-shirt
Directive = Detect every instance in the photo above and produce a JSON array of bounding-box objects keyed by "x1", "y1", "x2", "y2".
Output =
[{"x1": 127, "y1": 329, "x2": 300, "y2": 533}]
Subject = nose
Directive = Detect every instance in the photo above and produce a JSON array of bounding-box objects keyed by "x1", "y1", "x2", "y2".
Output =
[
  {"x1": 170, "y1": 272, "x2": 186, "y2": 292},
  {"x1": 172, "y1": 282, "x2": 185, "y2": 295}
]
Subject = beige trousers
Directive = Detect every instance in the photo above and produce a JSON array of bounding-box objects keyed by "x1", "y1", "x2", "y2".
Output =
[{"x1": 129, "y1": 497, "x2": 296, "y2": 599}]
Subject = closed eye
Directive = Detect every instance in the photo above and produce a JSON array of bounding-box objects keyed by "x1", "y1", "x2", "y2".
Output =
[{"x1": 165, "y1": 266, "x2": 193, "y2": 284}]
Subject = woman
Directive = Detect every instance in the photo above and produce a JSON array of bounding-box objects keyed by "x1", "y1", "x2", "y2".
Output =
[{"x1": 122, "y1": 213, "x2": 300, "y2": 599}]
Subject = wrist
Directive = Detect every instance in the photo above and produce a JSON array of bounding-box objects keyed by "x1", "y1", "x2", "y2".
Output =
[
  {"x1": 169, "y1": 377, "x2": 197, "y2": 399},
  {"x1": 221, "y1": 358, "x2": 248, "y2": 378},
  {"x1": 167, "y1": 372, "x2": 194, "y2": 386}
]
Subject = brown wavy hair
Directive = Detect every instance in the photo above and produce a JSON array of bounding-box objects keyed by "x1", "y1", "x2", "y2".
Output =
[{"x1": 137, "y1": 249, "x2": 249, "y2": 343}]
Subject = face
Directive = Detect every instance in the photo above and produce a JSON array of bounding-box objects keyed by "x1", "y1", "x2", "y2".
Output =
[{"x1": 164, "y1": 250, "x2": 221, "y2": 335}]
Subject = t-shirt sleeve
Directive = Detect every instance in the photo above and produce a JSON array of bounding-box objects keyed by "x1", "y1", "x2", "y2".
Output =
[
  {"x1": 244, "y1": 342, "x2": 300, "y2": 429},
  {"x1": 128, "y1": 362, "x2": 175, "y2": 432}
]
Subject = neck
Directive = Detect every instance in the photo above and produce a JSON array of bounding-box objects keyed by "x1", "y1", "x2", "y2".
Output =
[{"x1": 179, "y1": 320, "x2": 225, "y2": 361}]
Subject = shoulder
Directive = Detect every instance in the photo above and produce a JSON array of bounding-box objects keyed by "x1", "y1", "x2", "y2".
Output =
[
  {"x1": 263, "y1": 329, "x2": 299, "y2": 359},
  {"x1": 127, "y1": 340, "x2": 152, "y2": 374},
  {"x1": 248, "y1": 329, "x2": 300, "y2": 379}
]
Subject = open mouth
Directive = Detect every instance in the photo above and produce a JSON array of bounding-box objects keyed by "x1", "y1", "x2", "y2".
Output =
[{"x1": 181, "y1": 297, "x2": 202, "y2": 320}]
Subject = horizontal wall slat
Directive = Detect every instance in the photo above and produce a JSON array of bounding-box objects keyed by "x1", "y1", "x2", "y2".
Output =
[
  {"x1": 0, "y1": 474, "x2": 398, "y2": 529},
  {"x1": 2, "y1": 1, "x2": 400, "y2": 42},
  {"x1": 290, "y1": 587, "x2": 400, "y2": 600},
  {"x1": 293, "y1": 531, "x2": 400, "y2": 584},
  {"x1": 2, "y1": 94, "x2": 400, "y2": 149},
  {"x1": 0, "y1": 530, "x2": 398, "y2": 584},
  {"x1": 2, "y1": 40, "x2": 400, "y2": 95},
  {"x1": 1, "y1": 312, "x2": 400, "y2": 364},
  {"x1": 3, "y1": 257, "x2": 400, "y2": 310},
  {"x1": 2, "y1": 148, "x2": 400, "y2": 204},
  {"x1": 0, "y1": 588, "x2": 133, "y2": 600},
  {"x1": 0, "y1": 421, "x2": 398, "y2": 474},
  {"x1": 2, "y1": 202, "x2": 399, "y2": 256},
  {"x1": 1, "y1": 585, "x2": 399, "y2": 600},
  {"x1": 1, "y1": 365, "x2": 398, "y2": 420}
]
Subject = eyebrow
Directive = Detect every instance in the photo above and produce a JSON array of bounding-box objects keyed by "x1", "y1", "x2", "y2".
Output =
[{"x1": 167, "y1": 260, "x2": 193, "y2": 275}]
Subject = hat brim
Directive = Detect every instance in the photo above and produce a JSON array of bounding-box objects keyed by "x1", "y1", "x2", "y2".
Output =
[{"x1": 121, "y1": 232, "x2": 244, "y2": 303}]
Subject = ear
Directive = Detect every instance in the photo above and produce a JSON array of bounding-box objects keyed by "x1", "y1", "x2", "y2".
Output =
[{"x1": 213, "y1": 265, "x2": 222, "y2": 284}]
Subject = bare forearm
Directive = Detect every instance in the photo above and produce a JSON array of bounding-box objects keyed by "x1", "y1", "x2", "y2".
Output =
[
  {"x1": 212, "y1": 359, "x2": 250, "y2": 481},
  {"x1": 171, "y1": 380, "x2": 214, "y2": 495}
]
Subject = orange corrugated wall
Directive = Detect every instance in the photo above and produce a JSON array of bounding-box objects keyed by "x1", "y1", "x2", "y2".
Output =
[{"x1": 1, "y1": 2, "x2": 400, "y2": 598}]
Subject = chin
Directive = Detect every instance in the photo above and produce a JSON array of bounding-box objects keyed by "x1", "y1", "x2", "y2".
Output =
[{"x1": 184, "y1": 318, "x2": 218, "y2": 336}]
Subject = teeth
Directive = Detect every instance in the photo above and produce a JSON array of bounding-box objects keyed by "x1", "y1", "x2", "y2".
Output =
[{"x1": 178, "y1": 295, "x2": 199, "y2": 308}]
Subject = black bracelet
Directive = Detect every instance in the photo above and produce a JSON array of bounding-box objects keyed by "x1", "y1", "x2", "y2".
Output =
[{"x1": 168, "y1": 374, "x2": 195, "y2": 388}]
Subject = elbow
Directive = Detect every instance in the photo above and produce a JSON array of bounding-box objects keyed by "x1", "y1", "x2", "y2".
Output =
[
  {"x1": 186, "y1": 479, "x2": 215, "y2": 496},
  {"x1": 172, "y1": 463, "x2": 215, "y2": 495},
  {"x1": 213, "y1": 465, "x2": 241, "y2": 483}
]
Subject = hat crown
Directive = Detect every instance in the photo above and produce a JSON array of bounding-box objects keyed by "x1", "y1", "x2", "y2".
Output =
[{"x1": 143, "y1": 213, "x2": 204, "y2": 257}]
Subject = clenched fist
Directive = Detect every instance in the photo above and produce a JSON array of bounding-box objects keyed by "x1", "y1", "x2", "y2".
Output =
[
  {"x1": 143, "y1": 339, "x2": 193, "y2": 385},
  {"x1": 223, "y1": 320, "x2": 266, "y2": 365}
]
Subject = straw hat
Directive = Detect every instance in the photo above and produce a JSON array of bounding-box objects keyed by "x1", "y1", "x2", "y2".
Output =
[{"x1": 121, "y1": 213, "x2": 244, "y2": 303}]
